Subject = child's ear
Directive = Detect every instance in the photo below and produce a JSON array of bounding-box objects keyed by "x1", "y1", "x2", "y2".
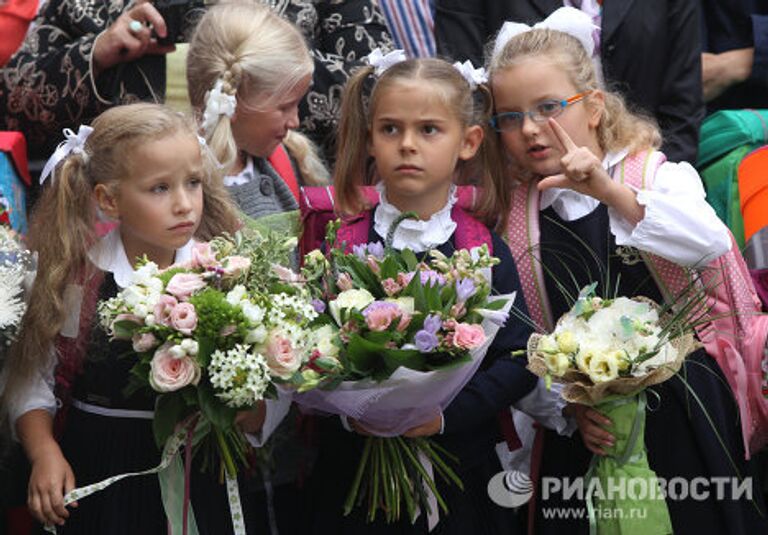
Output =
[
  {"x1": 459, "y1": 124, "x2": 484, "y2": 161},
  {"x1": 587, "y1": 90, "x2": 605, "y2": 129},
  {"x1": 94, "y1": 183, "x2": 120, "y2": 220}
]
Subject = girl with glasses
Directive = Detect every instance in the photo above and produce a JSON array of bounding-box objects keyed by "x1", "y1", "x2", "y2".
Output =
[{"x1": 487, "y1": 7, "x2": 768, "y2": 535}]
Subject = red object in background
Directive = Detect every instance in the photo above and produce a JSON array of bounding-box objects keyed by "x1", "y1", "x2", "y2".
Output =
[
  {"x1": 7, "y1": 506, "x2": 33, "y2": 535},
  {"x1": 0, "y1": 131, "x2": 32, "y2": 186},
  {"x1": 0, "y1": 0, "x2": 38, "y2": 66}
]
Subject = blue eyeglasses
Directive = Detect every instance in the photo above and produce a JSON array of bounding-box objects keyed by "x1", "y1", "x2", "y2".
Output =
[{"x1": 489, "y1": 91, "x2": 591, "y2": 132}]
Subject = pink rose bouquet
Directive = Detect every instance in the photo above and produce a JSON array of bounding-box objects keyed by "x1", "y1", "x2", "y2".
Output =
[{"x1": 97, "y1": 229, "x2": 318, "y2": 477}]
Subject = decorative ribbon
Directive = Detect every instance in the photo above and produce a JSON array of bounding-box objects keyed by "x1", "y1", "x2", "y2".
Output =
[
  {"x1": 202, "y1": 79, "x2": 237, "y2": 135},
  {"x1": 39, "y1": 125, "x2": 94, "y2": 185},
  {"x1": 44, "y1": 414, "x2": 246, "y2": 535},
  {"x1": 491, "y1": 7, "x2": 598, "y2": 62},
  {"x1": 452, "y1": 60, "x2": 488, "y2": 90},
  {"x1": 365, "y1": 48, "x2": 407, "y2": 76}
]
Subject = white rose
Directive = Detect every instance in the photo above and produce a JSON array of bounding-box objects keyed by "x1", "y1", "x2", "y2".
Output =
[
  {"x1": 328, "y1": 289, "x2": 375, "y2": 324},
  {"x1": 314, "y1": 325, "x2": 339, "y2": 358}
]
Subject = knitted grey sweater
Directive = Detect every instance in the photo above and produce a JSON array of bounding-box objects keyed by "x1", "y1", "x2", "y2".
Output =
[{"x1": 225, "y1": 156, "x2": 299, "y2": 220}]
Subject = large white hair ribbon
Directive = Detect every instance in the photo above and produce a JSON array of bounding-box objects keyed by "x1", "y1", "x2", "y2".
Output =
[
  {"x1": 202, "y1": 79, "x2": 237, "y2": 136},
  {"x1": 39, "y1": 125, "x2": 94, "y2": 185},
  {"x1": 491, "y1": 7, "x2": 599, "y2": 62},
  {"x1": 365, "y1": 48, "x2": 407, "y2": 76},
  {"x1": 453, "y1": 60, "x2": 488, "y2": 90}
]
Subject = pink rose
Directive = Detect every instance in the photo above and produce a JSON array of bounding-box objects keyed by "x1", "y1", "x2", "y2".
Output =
[
  {"x1": 264, "y1": 333, "x2": 301, "y2": 379},
  {"x1": 149, "y1": 343, "x2": 201, "y2": 392},
  {"x1": 132, "y1": 332, "x2": 159, "y2": 352},
  {"x1": 222, "y1": 256, "x2": 251, "y2": 277},
  {"x1": 170, "y1": 302, "x2": 198, "y2": 335},
  {"x1": 153, "y1": 295, "x2": 179, "y2": 326},
  {"x1": 190, "y1": 242, "x2": 219, "y2": 269},
  {"x1": 452, "y1": 323, "x2": 486, "y2": 350},
  {"x1": 166, "y1": 273, "x2": 206, "y2": 300}
]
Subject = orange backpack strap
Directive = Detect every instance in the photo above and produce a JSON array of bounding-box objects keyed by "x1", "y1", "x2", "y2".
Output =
[{"x1": 267, "y1": 144, "x2": 300, "y2": 202}]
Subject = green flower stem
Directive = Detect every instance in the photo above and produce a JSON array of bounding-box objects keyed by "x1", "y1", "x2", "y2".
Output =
[
  {"x1": 369, "y1": 439, "x2": 382, "y2": 522},
  {"x1": 214, "y1": 427, "x2": 237, "y2": 478},
  {"x1": 344, "y1": 437, "x2": 373, "y2": 516},
  {"x1": 387, "y1": 439, "x2": 412, "y2": 521},
  {"x1": 379, "y1": 440, "x2": 394, "y2": 522},
  {"x1": 395, "y1": 437, "x2": 449, "y2": 515},
  {"x1": 419, "y1": 439, "x2": 463, "y2": 490}
]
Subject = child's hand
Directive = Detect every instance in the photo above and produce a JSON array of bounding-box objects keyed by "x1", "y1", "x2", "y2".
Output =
[
  {"x1": 235, "y1": 400, "x2": 267, "y2": 434},
  {"x1": 568, "y1": 403, "x2": 615, "y2": 456},
  {"x1": 538, "y1": 118, "x2": 614, "y2": 201},
  {"x1": 27, "y1": 443, "x2": 77, "y2": 526},
  {"x1": 403, "y1": 413, "x2": 442, "y2": 438}
]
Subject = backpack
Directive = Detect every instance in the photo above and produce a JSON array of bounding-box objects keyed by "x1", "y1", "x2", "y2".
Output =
[
  {"x1": 0, "y1": 131, "x2": 30, "y2": 233},
  {"x1": 697, "y1": 109, "x2": 768, "y2": 249}
]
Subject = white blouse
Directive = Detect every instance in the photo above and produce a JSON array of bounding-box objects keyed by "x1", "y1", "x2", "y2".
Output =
[{"x1": 539, "y1": 149, "x2": 731, "y2": 268}]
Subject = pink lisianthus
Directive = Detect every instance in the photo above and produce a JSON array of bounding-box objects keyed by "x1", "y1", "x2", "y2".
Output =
[
  {"x1": 337, "y1": 272, "x2": 353, "y2": 292},
  {"x1": 396, "y1": 314, "x2": 412, "y2": 332},
  {"x1": 132, "y1": 332, "x2": 159, "y2": 352},
  {"x1": 149, "y1": 343, "x2": 201, "y2": 392},
  {"x1": 222, "y1": 256, "x2": 251, "y2": 278},
  {"x1": 452, "y1": 323, "x2": 486, "y2": 349},
  {"x1": 153, "y1": 295, "x2": 179, "y2": 326},
  {"x1": 190, "y1": 242, "x2": 219, "y2": 270},
  {"x1": 170, "y1": 302, "x2": 198, "y2": 335},
  {"x1": 364, "y1": 302, "x2": 401, "y2": 331},
  {"x1": 381, "y1": 278, "x2": 401, "y2": 297},
  {"x1": 166, "y1": 273, "x2": 206, "y2": 300},
  {"x1": 264, "y1": 333, "x2": 301, "y2": 379}
]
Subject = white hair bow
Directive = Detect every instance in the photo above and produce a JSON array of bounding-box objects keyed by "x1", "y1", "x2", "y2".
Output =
[
  {"x1": 365, "y1": 48, "x2": 407, "y2": 76},
  {"x1": 39, "y1": 125, "x2": 94, "y2": 185},
  {"x1": 492, "y1": 7, "x2": 598, "y2": 62},
  {"x1": 202, "y1": 79, "x2": 237, "y2": 135},
  {"x1": 453, "y1": 60, "x2": 488, "y2": 90}
]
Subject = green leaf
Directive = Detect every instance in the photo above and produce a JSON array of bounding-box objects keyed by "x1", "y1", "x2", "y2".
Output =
[
  {"x1": 197, "y1": 382, "x2": 237, "y2": 431},
  {"x1": 400, "y1": 249, "x2": 419, "y2": 271},
  {"x1": 380, "y1": 348, "x2": 425, "y2": 375},
  {"x1": 196, "y1": 337, "x2": 215, "y2": 367},
  {"x1": 112, "y1": 320, "x2": 141, "y2": 340},
  {"x1": 153, "y1": 392, "x2": 188, "y2": 447}
]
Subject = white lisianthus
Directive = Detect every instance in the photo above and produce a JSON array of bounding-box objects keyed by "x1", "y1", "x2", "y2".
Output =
[
  {"x1": 385, "y1": 296, "x2": 415, "y2": 315},
  {"x1": 132, "y1": 262, "x2": 159, "y2": 285},
  {"x1": 576, "y1": 346, "x2": 597, "y2": 374},
  {"x1": 538, "y1": 335, "x2": 559, "y2": 353},
  {"x1": 328, "y1": 289, "x2": 375, "y2": 324},
  {"x1": 241, "y1": 301, "x2": 265, "y2": 325},
  {"x1": 556, "y1": 331, "x2": 579, "y2": 354},
  {"x1": 226, "y1": 285, "x2": 247, "y2": 306},
  {"x1": 245, "y1": 325, "x2": 268, "y2": 345},
  {"x1": 588, "y1": 351, "x2": 621, "y2": 383},
  {"x1": 313, "y1": 325, "x2": 340, "y2": 358},
  {"x1": 545, "y1": 352, "x2": 571, "y2": 377}
]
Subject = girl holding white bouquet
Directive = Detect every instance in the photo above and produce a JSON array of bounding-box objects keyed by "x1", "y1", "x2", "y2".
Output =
[
  {"x1": 303, "y1": 52, "x2": 538, "y2": 535},
  {"x1": 0, "y1": 103, "x2": 275, "y2": 533},
  {"x1": 487, "y1": 7, "x2": 768, "y2": 534}
]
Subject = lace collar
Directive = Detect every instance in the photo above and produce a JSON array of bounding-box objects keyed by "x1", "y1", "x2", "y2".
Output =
[
  {"x1": 539, "y1": 148, "x2": 628, "y2": 220},
  {"x1": 87, "y1": 228, "x2": 194, "y2": 289},
  {"x1": 373, "y1": 183, "x2": 458, "y2": 252}
]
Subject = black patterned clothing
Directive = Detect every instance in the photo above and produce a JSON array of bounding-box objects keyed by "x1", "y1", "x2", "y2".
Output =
[{"x1": 0, "y1": 0, "x2": 164, "y2": 161}]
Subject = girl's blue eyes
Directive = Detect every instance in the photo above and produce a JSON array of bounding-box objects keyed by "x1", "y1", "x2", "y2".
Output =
[{"x1": 150, "y1": 178, "x2": 202, "y2": 194}]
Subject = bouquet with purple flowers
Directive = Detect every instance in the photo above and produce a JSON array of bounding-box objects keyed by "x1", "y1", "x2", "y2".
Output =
[{"x1": 286, "y1": 221, "x2": 515, "y2": 524}]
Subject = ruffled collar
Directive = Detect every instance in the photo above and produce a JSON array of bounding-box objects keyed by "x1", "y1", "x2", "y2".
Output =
[
  {"x1": 87, "y1": 229, "x2": 194, "y2": 288},
  {"x1": 223, "y1": 155, "x2": 255, "y2": 187},
  {"x1": 539, "y1": 148, "x2": 628, "y2": 220},
  {"x1": 373, "y1": 183, "x2": 457, "y2": 252}
]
